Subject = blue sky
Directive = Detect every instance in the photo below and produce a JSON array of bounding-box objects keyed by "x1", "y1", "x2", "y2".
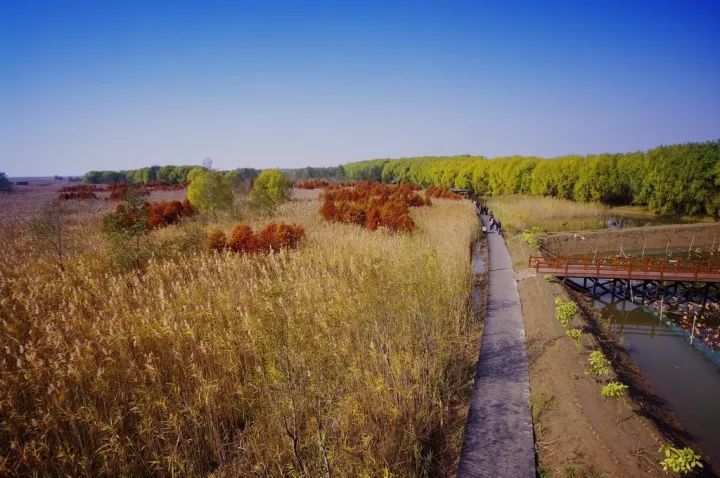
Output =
[{"x1": 1, "y1": 0, "x2": 719, "y2": 176}]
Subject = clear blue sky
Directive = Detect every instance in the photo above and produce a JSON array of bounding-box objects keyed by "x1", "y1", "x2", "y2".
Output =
[{"x1": 1, "y1": 0, "x2": 719, "y2": 176}]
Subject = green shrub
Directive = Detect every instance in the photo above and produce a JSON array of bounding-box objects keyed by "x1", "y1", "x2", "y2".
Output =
[
  {"x1": 554, "y1": 297, "x2": 577, "y2": 328},
  {"x1": 187, "y1": 169, "x2": 234, "y2": 217},
  {"x1": 521, "y1": 226, "x2": 547, "y2": 246},
  {"x1": 249, "y1": 169, "x2": 290, "y2": 212},
  {"x1": 585, "y1": 350, "x2": 612, "y2": 377},
  {"x1": 659, "y1": 445, "x2": 703, "y2": 474},
  {"x1": 601, "y1": 381, "x2": 628, "y2": 399},
  {"x1": 566, "y1": 328, "x2": 583, "y2": 348}
]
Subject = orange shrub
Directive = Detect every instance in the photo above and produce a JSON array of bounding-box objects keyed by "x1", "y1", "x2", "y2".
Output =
[
  {"x1": 107, "y1": 183, "x2": 150, "y2": 200},
  {"x1": 144, "y1": 180, "x2": 187, "y2": 191},
  {"x1": 319, "y1": 181, "x2": 427, "y2": 232},
  {"x1": 427, "y1": 186, "x2": 463, "y2": 200},
  {"x1": 58, "y1": 184, "x2": 101, "y2": 200},
  {"x1": 105, "y1": 199, "x2": 194, "y2": 232},
  {"x1": 227, "y1": 224, "x2": 259, "y2": 253},
  {"x1": 256, "y1": 223, "x2": 305, "y2": 252},
  {"x1": 147, "y1": 200, "x2": 194, "y2": 229},
  {"x1": 226, "y1": 223, "x2": 305, "y2": 254},
  {"x1": 105, "y1": 203, "x2": 149, "y2": 232},
  {"x1": 295, "y1": 179, "x2": 330, "y2": 189}
]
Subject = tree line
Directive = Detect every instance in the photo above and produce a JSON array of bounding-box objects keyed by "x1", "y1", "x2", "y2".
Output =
[
  {"x1": 342, "y1": 141, "x2": 720, "y2": 216},
  {"x1": 84, "y1": 165, "x2": 262, "y2": 185},
  {"x1": 84, "y1": 164, "x2": 345, "y2": 186}
]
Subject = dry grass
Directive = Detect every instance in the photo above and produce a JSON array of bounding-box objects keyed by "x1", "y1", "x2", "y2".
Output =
[
  {"x1": 485, "y1": 195, "x2": 608, "y2": 233},
  {"x1": 0, "y1": 192, "x2": 480, "y2": 476}
]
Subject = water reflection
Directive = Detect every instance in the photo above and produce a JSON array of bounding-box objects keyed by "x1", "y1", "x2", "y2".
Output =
[
  {"x1": 605, "y1": 214, "x2": 687, "y2": 230},
  {"x1": 594, "y1": 295, "x2": 720, "y2": 464}
]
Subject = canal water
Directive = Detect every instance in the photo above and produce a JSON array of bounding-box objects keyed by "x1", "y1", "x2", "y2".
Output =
[
  {"x1": 604, "y1": 214, "x2": 688, "y2": 230},
  {"x1": 591, "y1": 292, "x2": 720, "y2": 464}
]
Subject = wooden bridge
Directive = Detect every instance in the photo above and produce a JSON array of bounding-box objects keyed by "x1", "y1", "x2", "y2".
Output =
[{"x1": 529, "y1": 256, "x2": 720, "y2": 283}]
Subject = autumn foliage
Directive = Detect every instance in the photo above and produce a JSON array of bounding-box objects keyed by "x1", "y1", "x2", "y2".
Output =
[
  {"x1": 222, "y1": 223, "x2": 305, "y2": 253},
  {"x1": 107, "y1": 183, "x2": 150, "y2": 200},
  {"x1": 106, "y1": 181, "x2": 185, "y2": 200},
  {"x1": 58, "y1": 184, "x2": 102, "y2": 200},
  {"x1": 427, "y1": 186, "x2": 463, "y2": 200},
  {"x1": 106, "y1": 199, "x2": 195, "y2": 232},
  {"x1": 295, "y1": 179, "x2": 330, "y2": 189},
  {"x1": 319, "y1": 181, "x2": 429, "y2": 232},
  {"x1": 206, "y1": 229, "x2": 227, "y2": 251},
  {"x1": 144, "y1": 180, "x2": 187, "y2": 191},
  {"x1": 147, "y1": 200, "x2": 194, "y2": 229}
]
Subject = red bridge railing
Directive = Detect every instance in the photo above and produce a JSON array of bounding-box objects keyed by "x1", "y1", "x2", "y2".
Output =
[{"x1": 528, "y1": 255, "x2": 720, "y2": 283}]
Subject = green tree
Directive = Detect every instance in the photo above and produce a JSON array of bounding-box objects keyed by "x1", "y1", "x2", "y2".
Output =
[
  {"x1": 224, "y1": 169, "x2": 245, "y2": 189},
  {"x1": 102, "y1": 189, "x2": 150, "y2": 270},
  {"x1": 187, "y1": 169, "x2": 234, "y2": 216},
  {"x1": 249, "y1": 169, "x2": 290, "y2": 209},
  {"x1": 0, "y1": 172, "x2": 12, "y2": 193}
]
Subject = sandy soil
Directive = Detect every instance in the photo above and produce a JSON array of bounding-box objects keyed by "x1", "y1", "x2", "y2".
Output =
[{"x1": 505, "y1": 234, "x2": 683, "y2": 476}]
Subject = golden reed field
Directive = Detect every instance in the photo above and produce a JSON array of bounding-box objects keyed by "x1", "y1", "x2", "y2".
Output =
[{"x1": 0, "y1": 183, "x2": 480, "y2": 477}]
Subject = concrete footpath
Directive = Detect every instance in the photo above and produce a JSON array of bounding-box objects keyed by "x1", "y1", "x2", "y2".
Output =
[{"x1": 458, "y1": 215, "x2": 535, "y2": 478}]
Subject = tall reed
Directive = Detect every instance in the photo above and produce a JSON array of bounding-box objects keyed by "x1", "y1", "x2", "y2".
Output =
[{"x1": 0, "y1": 197, "x2": 479, "y2": 476}]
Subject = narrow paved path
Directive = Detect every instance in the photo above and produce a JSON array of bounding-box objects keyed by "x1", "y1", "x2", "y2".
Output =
[{"x1": 458, "y1": 215, "x2": 535, "y2": 478}]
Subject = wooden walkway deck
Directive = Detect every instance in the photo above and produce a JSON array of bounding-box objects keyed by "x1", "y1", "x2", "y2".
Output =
[{"x1": 529, "y1": 256, "x2": 720, "y2": 283}]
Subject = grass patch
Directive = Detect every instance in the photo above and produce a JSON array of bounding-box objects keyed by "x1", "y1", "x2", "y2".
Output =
[{"x1": 485, "y1": 195, "x2": 608, "y2": 233}]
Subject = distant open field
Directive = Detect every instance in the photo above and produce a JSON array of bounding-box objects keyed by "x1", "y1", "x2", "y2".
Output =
[{"x1": 1, "y1": 178, "x2": 187, "y2": 224}]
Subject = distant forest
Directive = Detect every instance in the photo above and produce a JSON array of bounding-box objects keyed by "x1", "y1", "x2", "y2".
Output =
[
  {"x1": 83, "y1": 165, "x2": 345, "y2": 185},
  {"x1": 343, "y1": 141, "x2": 720, "y2": 217},
  {"x1": 82, "y1": 141, "x2": 720, "y2": 216},
  {"x1": 84, "y1": 166, "x2": 262, "y2": 185}
]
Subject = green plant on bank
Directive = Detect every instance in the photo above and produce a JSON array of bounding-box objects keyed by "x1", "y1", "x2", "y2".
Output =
[
  {"x1": 585, "y1": 350, "x2": 612, "y2": 377},
  {"x1": 543, "y1": 274, "x2": 554, "y2": 281},
  {"x1": 530, "y1": 393, "x2": 556, "y2": 442},
  {"x1": 566, "y1": 328, "x2": 583, "y2": 349},
  {"x1": 521, "y1": 226, "x2": 547, "y2": 247},
  {"x1": 601, "y1": 381, "x2": 628, "y2": 400},
  {"x1": 659, "y1": 445, "x2": 703, "y2": 474},
  {"x1": 554, "y1": 297, "x2": 578, "y2": 328}
]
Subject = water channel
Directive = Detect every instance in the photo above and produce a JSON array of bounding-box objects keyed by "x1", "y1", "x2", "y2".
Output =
[{"x1": 579, "y1": 281, "x2": 720, "y2": 464}]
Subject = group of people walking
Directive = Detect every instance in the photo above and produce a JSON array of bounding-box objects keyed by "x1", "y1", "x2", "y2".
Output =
[
  {"x1": 474, "y1": 201, "x2": 502, "y2": 233},
  {"x1": 488, "y1": 215, "x2": 502, "y2": 233}
]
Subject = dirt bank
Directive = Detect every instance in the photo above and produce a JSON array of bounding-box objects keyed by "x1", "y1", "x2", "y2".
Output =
[
  {"x1": 503, "y1": 234, "x2": 717, "y2": 476},
  {"x1": 540, "y1": 222, "x2": 720, "y2": 257}
]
